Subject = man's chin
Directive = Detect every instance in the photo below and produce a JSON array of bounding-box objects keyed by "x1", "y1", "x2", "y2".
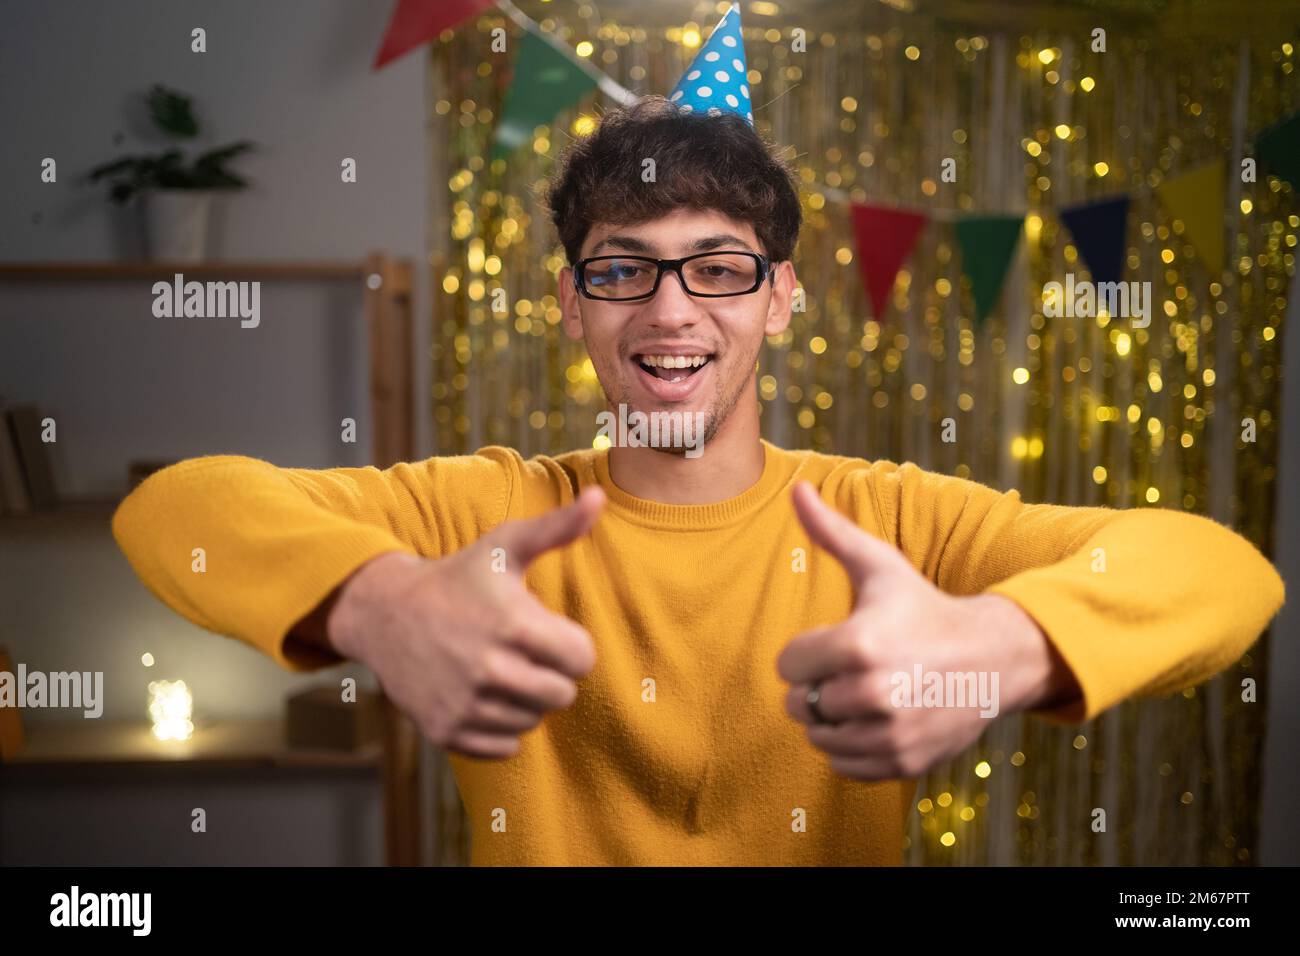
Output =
[{"x1": 599, "y1": 396, "x2": 717, "y2": 456}]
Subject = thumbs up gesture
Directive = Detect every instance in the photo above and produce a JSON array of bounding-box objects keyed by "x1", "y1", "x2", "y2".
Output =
[
  {"x1": 328, "y1": 487, "x2": 606, "y2": 760},
  {"x1": 777, "y1": 482, "x2": 1073, "y2": 781}
]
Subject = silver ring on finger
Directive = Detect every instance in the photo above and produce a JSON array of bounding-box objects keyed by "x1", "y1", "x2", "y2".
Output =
[{"x1": 806, "y1": 679, "x2": 832, "y2": 726}]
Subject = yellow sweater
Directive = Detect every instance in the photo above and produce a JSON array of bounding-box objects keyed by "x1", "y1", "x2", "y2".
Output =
[{"x1": 111, "y1": 440, "x2": 1285, "y2": 865}]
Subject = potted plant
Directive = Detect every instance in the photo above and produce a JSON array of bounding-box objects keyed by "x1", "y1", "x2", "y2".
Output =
[{"x1": 88, "y1": 85, "x2": 254, "y2": 261}]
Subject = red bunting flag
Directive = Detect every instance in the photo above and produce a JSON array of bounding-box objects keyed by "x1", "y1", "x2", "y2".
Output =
[
  {"x1": 849, "y1": 203, "x2": 930, "y2": 318},
  {"x1": 373, "y1": 0, "x2": 495, "y2": 70}
]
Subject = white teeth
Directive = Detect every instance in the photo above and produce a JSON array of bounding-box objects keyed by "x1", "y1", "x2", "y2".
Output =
[{"x1": 640, "y1": 354, "x2": 709, "y2": 368}]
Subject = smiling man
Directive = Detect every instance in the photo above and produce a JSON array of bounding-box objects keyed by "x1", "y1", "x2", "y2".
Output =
[{"x1": 112, "y1": 92, "x2": 1285, "y2": 866}]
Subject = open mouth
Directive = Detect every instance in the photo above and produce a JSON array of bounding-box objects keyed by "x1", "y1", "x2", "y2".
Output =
[{"x1": 633, "y1": 353, "x2": 714, "y2": 384}]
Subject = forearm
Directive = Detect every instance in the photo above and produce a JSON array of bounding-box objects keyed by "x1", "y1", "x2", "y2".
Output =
[
  {"x1": 112, "y1": 455, "x2": 417, "y2": 670},
  {"x1": 283, "y1": 583, "x2": 345, "y2": 662},
  {"x1": 971, "y1": 593, "x2": 1083, "y2": 716},
  {"x1": 285, "y1": 551, "x2": 421, "y2": 663},
  {"x1": 983, "y1": 509, "x2": 1285, "y2": 722}
]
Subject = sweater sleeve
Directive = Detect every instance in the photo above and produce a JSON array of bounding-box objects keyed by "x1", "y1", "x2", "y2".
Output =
[
  {"x1": 111, "y1": 449, "x2": 519, "y2": 672},
  {"x1": 863, "y1": 460, "x2": 1286, "y2": 725}
]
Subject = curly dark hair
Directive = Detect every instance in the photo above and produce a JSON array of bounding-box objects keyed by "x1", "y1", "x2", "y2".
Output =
[{"x1": 543, "y1": 95, "x2": 802, "y2": 265}]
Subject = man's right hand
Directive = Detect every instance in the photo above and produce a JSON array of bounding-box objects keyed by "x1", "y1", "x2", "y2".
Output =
[{"x1": 324, "y1": 487, "x2": 606, "y2": 759}]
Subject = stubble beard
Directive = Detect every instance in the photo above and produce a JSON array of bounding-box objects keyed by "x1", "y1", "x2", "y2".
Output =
[{"x1": 610, "y1": 339, "x2": 760, "y2": 458}]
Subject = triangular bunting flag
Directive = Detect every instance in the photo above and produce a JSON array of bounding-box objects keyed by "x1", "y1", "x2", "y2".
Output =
[
  {"x1": 1059, "y1": 196, "x2": 1130, "y2": 286},
  {"x1": 1254, "y1": 109, "x2": 1300, "y2": 191},
  {"x1": 1155, "y1": 160, "x2": 1225, "y2": 274},
  {"x1": 373, "y1": 0, "x2": 494, "y2": 70},
  {"x1": 849, "y1": 203, "x2": 930, "y2": 318},
  {"x1": 493, "y1": 28, "x2": 599, "y2": 159},
  {"x1": 954, "y1": 214, "x2": 1024, "y2": 326}
]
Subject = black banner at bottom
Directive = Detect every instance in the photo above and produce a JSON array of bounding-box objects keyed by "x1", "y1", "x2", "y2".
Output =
[{"x1": 0, "y1": 865, "x2": 1283, "y2": 941}]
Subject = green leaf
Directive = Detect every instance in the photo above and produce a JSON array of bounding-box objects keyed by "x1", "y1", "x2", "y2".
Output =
[
  {"x1": 194, "y1": 141, "x2": 254, "y2": 166},
  {"x1": 148, "y1": 84, "x2": 199, "y2": 138},
  {"x1": 87, "y1": 156, "x2": 142, "y2": 181},
  {"x1": 193, "y1": 141, "x2": 254, "y2": 188}
]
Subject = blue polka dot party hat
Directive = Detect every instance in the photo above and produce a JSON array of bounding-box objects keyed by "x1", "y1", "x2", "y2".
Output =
[{"x1": 667, "y1": 3, "x2": 752, "y2": 125}]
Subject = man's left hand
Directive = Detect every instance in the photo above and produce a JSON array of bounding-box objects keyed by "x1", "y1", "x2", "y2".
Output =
[{"x1": 777, "y1": 481, "x2": 1081, "y2": 781}]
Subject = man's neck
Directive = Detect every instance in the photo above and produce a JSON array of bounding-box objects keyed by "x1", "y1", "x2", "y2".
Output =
[{"x1": 606, "y1": 396, "x2": 765, "y2": 504}]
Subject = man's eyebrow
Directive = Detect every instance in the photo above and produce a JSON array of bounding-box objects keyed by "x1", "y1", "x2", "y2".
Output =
[
  {"x1": 589, "y1": 234, "x2": 656, "y2": 255},
  {"x1": 587, "y1": 233, "x2": 757, "y2": 256},
  {"x1": 686, "y1": 234, "x2": 756, "y2": 253}
]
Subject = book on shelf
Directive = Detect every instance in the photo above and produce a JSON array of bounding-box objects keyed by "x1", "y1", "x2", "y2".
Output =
[
  {"x1": 0, "y1": 407, "x2": 31, "y2": 514},
  {"x1": 1, "y1": 404, "x2": 59, "y2": 513},
  {"x1": 0, "y1": 646, "x2": 25, "y2": 759}
]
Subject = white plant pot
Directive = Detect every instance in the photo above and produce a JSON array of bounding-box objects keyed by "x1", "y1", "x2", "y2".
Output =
[{"x1": 145, "y1": 190, "x2": 213, "y2": 262}]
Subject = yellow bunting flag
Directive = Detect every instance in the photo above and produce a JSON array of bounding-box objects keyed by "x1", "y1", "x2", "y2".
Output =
[{"x1": 1154, "y1": 160, "x2": 1225, "y2": 275}]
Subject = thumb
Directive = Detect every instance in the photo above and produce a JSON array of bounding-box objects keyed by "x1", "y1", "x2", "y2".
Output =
[
  {"x1": 792, "y1": 481, "x2": 909, "y2": 594},
  {"x1": 494, "y1": 486, "x2": 606, "y2": 569}
]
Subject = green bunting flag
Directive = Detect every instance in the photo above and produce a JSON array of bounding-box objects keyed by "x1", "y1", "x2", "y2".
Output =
[
  {"x1": 493, "y1": 29, "x2": 598, "y2": 159},
  {"x1": 953, "y1": 214, "x2": 1024, "y2": 326},
  {"x1": 1254, "y1": 109, "x2": 1300, "y2": 191}
]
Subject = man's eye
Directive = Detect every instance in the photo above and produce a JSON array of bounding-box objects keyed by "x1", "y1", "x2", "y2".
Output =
[{"x1": 593, "y1": 263, "x2": 647, "y2": 283}]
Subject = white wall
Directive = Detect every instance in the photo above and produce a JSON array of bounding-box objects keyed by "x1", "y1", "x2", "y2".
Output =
[
  {"x1": 0, "y1": 0, "x2": 429, "y2": 723},
  {"x1": 0, "y1": 0, "x2": 429, "y2": 269}
]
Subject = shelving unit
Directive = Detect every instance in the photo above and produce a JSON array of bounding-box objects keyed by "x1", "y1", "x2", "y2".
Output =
[
  {"x1": 1, "y1": 253, "x2": 420, "y2": 864},
  {"x1": 0, "y1": 251, "x2": 415, "y2": 520},
  {"x1": 5, "y1": 718, "x2": 381, "y2": 772},
  {"x1": 0, "y1": 262, "x2": 370, "y2": 280},
  {"x1": 0, "y1": 499, "x2": 118, "y2": 528}
]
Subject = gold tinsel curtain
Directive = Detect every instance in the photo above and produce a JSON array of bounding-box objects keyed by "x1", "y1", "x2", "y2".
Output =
[{"x1": 422, "y1": 0, "x2": 1295, "y2": 865}]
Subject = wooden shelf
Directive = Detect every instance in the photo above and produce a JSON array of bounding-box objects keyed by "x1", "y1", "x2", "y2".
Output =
[
  {"x1": 0, "y1": 499, "x2": 120, "y2": 529},
  {"x1": 3, "y1": 717, "x2": 381, "y2": 771},
  {"x1": 0, "y1": 261, "x2": 370, "y2": 280}
]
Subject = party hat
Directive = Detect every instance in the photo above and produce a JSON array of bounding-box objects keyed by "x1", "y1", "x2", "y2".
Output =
[{"x1": 667, "y1": 4, "x2": 752, "y2": 125}]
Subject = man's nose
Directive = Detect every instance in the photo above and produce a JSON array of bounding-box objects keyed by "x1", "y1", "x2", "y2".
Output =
[{"x1": 641, "y1": 269, "x2": 701, "y2": 327}]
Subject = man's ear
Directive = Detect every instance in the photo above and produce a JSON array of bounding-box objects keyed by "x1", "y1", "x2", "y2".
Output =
[
  {"x1": 764, "y1": 260, "x2": 796, "y2": 337},
  {"x1": 558, "y1": 266, "x2": 586, "y2": 342}
]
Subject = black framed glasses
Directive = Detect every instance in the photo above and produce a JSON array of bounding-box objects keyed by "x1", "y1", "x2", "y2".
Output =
[{"x1": 574, "y1": 251, "x2": 774, "y2": 301}]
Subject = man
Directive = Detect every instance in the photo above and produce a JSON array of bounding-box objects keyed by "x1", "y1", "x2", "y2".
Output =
[{"x1": 113, "y1": 93, "x2": 1285, "y2": 866}]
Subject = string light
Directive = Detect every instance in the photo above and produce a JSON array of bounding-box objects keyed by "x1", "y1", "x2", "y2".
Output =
[{"x1": 147, "y1": 680, "x2": 193, "y2": 742}]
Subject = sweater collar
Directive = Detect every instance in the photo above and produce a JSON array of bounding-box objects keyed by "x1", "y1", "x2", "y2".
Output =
[{"x1": 587, "y1": 439, "x2": 799, "y2": 530}]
